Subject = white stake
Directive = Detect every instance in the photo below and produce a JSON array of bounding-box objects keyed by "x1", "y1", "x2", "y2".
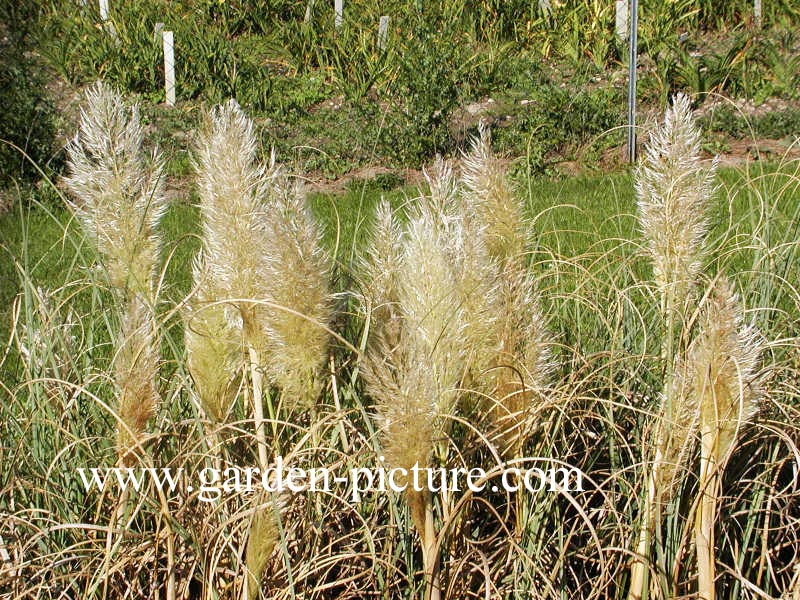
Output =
[
  {"x1": 754, "y1": 0, "x2": 762, "y2": 28},
  {"x1": 538, "y1": 0, "x2": 551, "y2": 19},
  {"x1": 304, "y1": 0, "x2": 315, "y2": 23},
  {"x1": 378, "y1": 15, "x2": 389, "y2": 50},
  {"x1": 335, "y1": 0, "x2": 343, "y2": 29},
  {"x1": 98, "y1": 0, "x2": 117, "y2": 40},
  {"x1": 616, "y1": 0, "x2": 628, "y2": 40},
  {"x1": 163, "y1": 30, "x2": 175, "y2": 107}
]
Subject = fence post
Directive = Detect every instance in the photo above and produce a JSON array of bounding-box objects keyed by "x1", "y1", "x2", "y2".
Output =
[
  {"x1": 335, "y1": 0, "x2": 343, "y2": 29},
  {"x1": 538, "y1": 0, "x2": 552, "y2": 19},
  {"x1": 163, "y1": 30, "x2": 175, "y2": 107},
  {"x1": 378, "y1": 16, "x2": 389, "y2": 50},
  {"x1": 626, "y1": 0, "x2": 638, "y2": 163},
  {"x1": 615, "y1": 0, "x2": 628, "y2": 40},
  {"x1": 98, "y1": 0, "x2": 118, "y2": 40}
]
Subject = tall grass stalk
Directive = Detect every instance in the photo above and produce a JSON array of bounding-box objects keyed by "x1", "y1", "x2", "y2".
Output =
[
  {"x1": 629, "y1": 93, "x2": 716, "y2": 600},
  {"x1": 461, "y1": 125, "x2": 551, "y2": 460},
  {"x1": 61, "y1": 81, "x2": 170, "y2": 597},
  {"x1": 362, "y1": 181, "x2": 468, "y2": 600},
  {"x1": 62, "y1": 81, "x2": 165, "y2": 463},
  {"x1": 689, "y1": 277, "x2": 763, "y2": 600},
  {"x1": 193, "y1": 99, "x2": 332, "y2": 598}
]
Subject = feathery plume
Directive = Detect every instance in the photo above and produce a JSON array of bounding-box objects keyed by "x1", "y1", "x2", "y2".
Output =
[
  {"x1": 63, "y1": 81, "x2": 165, "y2": 298},
  {"x1": 115, "y1": 293, "x2": 160, "y2": 464},
  {"x1": 361, "y1": 199, "x2": 404, "y2": 352},
  {"x1": 185, "y1": 256, "x2": 243, "y2": 423},
  {"x1": 461, "y1": 123, "x2": 526, "y2": 262},
  {"x1": 362, "y1": 194, "x2": 467, "y2": 466},
  {"x1": 636, "y1": 93, "x2": 717, "y2": 314},
  {"x1": 62, "y1": 82, "x2": 164, "y2": 464},
  {"x1": 460, "y1": 126, "x2": 552, "y2": 454},
  {"x1": 244, "y1": 504, "x2": 279, "y2": 600},
  {"x1": 488, "y1": 267, "x2": 552, "y2": 454},
  {"x1": 651, "y1": 363, "x2": 698, "y2": 502},
  {"x1": 691, "y1": 276, "x2": 764, "y2": 600},
  {"x1": 194, "y1": 99, "x2": 272, "y2": 339},
  {"x1": 691, "y1": 277, "x2": 763, "y2": 462},
  {"x1": 258, "y1": 174, "x2": 332, "y2": 405},
  {"x1": 194, "y1": 100, "x2": 332, "y2": 407},
  {"x1": 361, "y1": 177, "x2": 470, "y2": 600},
  {"x1": 429, "y1": 158, "x2": 501, "y2": 381},
  {"x1": 628, "y1": 95, "x2": 717, "y2": 600}
]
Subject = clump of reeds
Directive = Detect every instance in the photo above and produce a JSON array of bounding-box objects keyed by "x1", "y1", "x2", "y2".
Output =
[
  {"x1": 192, "y1": 99, "x2": 332, "y2": 599},
  {"x1": 689, "y1": 277, "x2": 763, "y2": 600},
  {"x1": 361, "y1": 135, "x2": 553, "y2": 598},
  {"x1": 63, "y1": 81, "x2": 164, "y2": 464},
  {"x1": 362, "y1": 170, "x2": 469, "y2": 600}
]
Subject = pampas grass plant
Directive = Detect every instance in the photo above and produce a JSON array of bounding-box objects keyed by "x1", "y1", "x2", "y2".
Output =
[
  {"x1": 361, "y1": 136, "x2": 553, "y2": 598},
  {"x1": 6, "y1": 77, "x2": 800, "y2": 600},
  {"x1": 689, "y1": 277, "x2": 763, "y2": 600},
  {"x1": 362, "y1": 169, "x2": 469, "y2": 600},
  {"x1": 63, "y1": 81, "x2": 165, "y2": 464},
  {"x1": 192, "y1": 99, "x2": 332, "y2": 599},
  {"x1": 629, "y1": 93, "x2": 718, "y2": 600},
  {"x1": 461, "y1": 125, "x2": 551, "y2": 459}
]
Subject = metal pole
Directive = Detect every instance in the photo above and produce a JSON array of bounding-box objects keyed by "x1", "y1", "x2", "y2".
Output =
[{"x1": 627, "y1": 0, "x2": 638, "y2": 163}]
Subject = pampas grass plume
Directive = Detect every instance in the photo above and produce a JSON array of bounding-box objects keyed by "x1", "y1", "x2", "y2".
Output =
[
  {"x1": 636, "y1": 93, "x2": 717, "y2": 313},
  {"x1": 185, "y1": 257, "x2": 243, "y2": 423},
  {"x1": 244, "y1": 505, "x2": 279, "y2": 600},
  {"x1": 460, "y1": 126, "x2": 551, "y2": 454},
  {"x1": 64, "y1": 81, "x2": 165, "y2": 298},
  {"x1": 692, "y1": 277, "x2": 762, "y2": 461},
  {"x1": 115, "y1": 293, "x2": 160, "y2": 464},
  {"x1": 194, "y1": 99, "x2": 272, "y2": 341},
  {"x1": 258, "y1": 174, "x2": 332, "y2": 405},
  {"x1": 461, "y1": 124, "x2": 525, "y2": 262},
  {"x1": 195, "y1": 100, "x2": 332, "y2": 407}
]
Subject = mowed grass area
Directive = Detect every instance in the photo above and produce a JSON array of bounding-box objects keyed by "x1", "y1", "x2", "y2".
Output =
[{"x1": 3, "y1": 163, "x2": 799, "y2": 358}]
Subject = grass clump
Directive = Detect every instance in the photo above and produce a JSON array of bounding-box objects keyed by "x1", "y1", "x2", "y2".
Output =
[
  {"x1": 62, "y1": 81, "x2": 165, "y2": 464},
  {"x1": 2, "y1": 83, "x2": 800, "y2": 600}
]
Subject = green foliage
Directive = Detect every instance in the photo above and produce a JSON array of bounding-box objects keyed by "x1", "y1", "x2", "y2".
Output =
[
  {"x1": 494, "y1": 83, "x2": 624, "y2": 173},
  {"x1": 700, "y1": 105, "x2": 800, "y2": 140},
  {"x1": 0, "y1": 15, "x2": 60, "y2": 188}
]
